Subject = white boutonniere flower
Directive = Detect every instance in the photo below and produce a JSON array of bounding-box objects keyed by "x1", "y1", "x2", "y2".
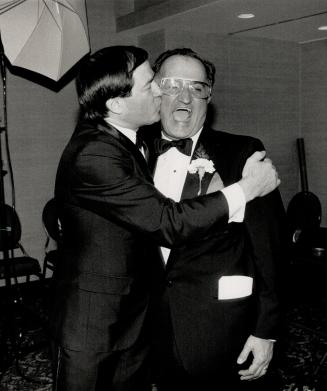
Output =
[{"x1": 188, "y1": 158, "x2": 215, "y2": 195}]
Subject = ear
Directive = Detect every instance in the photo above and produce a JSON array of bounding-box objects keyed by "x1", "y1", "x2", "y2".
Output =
[
  {"x1": 207, "y1": 96, "x2": 212, "y2": 104},
  {"x1": 106, "y1": 97, "x2": 124, "y2": 115}
]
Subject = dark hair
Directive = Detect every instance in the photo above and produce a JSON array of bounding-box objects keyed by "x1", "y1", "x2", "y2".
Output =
[
  {"x1": 76, "y1": 46, "x2": 148, "y2": 120},
  {"x1": 153, "y1": 48, "x2": 215, "y2": 87}
]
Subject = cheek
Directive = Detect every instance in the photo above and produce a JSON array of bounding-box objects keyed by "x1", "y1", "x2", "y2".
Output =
[
  {"x1": 160, "y1": 100, "x2": 175, "y2": 122},
  {"x1": 193, "y1": 104, "x2": 207, "y2": 123}
]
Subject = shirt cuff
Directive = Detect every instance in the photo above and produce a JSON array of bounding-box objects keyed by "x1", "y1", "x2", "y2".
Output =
[{"x1": 221, "y1": 183, "x2": 246, "y2": 223}]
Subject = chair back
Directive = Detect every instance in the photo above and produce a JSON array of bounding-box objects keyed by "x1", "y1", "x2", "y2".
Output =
[
  {"x1": 42, "y1": 198, "x2": 62, "y2": 243},
  {"x1": 0, "y1": 204, "x2": 21, "y2": 251}
]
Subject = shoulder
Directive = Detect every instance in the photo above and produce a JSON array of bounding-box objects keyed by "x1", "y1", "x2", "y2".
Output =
[
  {"x1": 206, "y1": 127, "x2": 262, "y2": 144},
  {"x1": 203, "y1": 127, "x2": 264, "y2": 151},
  {"x1": 59, "y1": 120, "x2": 134, "y2": 179},
  {"x1": 69, "y1": 119, "x2": 126, "y2": 156}
]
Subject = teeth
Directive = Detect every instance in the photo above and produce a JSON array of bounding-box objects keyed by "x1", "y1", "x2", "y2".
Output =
[{"x1": 176, "y1": 107, "x2": 191, "y2": 113}]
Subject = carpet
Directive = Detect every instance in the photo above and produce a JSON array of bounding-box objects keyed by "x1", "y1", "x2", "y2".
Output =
[{"x1": 0, "y1": 272, "x2": 327, "y2": 391}]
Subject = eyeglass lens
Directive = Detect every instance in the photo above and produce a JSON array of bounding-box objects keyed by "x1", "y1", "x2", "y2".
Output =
[{"x1": 160, "y1": 78, "x2": 210, "y2": 99}]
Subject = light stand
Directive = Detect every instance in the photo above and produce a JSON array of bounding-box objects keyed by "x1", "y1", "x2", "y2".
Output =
[
  {"x1": 0, "y1": 35, "x2": 51, "y2": 387},
  {"x1": 0, "y1": 34, "x2": 21, "y2": 373}
]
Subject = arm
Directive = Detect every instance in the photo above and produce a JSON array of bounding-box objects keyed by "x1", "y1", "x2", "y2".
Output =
[
  {"x1": 236, "y1": 140, "x2": 287, "y2": 380},
  {"x1": 66, "y1": 140, "x2": 229, "y2": 247},
  {"x1": 62, "y1": 138, "x2": 279, "y2": 248}
]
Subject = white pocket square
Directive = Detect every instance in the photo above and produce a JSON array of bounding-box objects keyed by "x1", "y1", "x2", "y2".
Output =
[{"x1": 218, "y1": 275, "x2": 253, "y2": 300}]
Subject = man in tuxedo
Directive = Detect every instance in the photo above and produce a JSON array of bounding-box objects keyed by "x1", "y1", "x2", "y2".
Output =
[
  {"x1": 146, "y1": 48, "x2": 286, "y2": 390},
  {"x1": 51, "y1": 45, "x2": 280, "y2": 391}
]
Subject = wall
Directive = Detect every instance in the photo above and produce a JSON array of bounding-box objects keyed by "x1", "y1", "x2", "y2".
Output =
[
  {"x1": 5, "y1": 72, "x2": 78, "y2": 259},
  {"x1": 300, "y1": 40, "x2": 327, "y2": 226}
]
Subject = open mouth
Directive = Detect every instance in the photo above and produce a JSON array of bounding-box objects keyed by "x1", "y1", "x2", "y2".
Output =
[{"x1": 173, "y1": 107, "x2": 191, "y2": 121}]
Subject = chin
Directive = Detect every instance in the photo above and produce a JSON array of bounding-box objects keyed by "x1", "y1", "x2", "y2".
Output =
[
  {"x1": 175, "y1": 123, "x2": 191, "y2": 134},
  {"x1": 146, "y1": 116, "x2": 160, "y2": 125}
]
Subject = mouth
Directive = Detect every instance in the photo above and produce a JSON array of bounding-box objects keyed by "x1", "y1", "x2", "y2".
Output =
[{"x1": 173, "y1": 107, "x2": 192, "y2": 122}]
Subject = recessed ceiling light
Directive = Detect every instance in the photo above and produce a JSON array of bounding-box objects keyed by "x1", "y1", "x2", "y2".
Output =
[
  {"x1": 237, "y1": 13, "x2": 255, "y2": 19},
  {"x1": 318, "y1": 26, "x2": 327, "y2": 31}
]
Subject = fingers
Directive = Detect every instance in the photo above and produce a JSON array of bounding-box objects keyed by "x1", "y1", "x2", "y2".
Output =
[
  {"x1": 237, "y1": 336, "x2": 274, "y2": 381},
  {"x1": 242, "y1": 151, "x2": 266, "y2": 177},
  {"x1": 249, "y1": 150, "x2": 266, "y2": 161},
  {"x1": 238, "y1": 361, "x2": 270, "y2": 381},
  {"x1": 237, "y1": 344, "x2": 251, "y2": 365}
]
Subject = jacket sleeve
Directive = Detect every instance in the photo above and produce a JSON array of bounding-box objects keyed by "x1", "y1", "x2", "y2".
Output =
[
  {"x1": 242, "y1": 139, "x2": 287, "y2": 339},
  {"x1": 60, "y1": 139, "x2": 229, "y2": 248}
]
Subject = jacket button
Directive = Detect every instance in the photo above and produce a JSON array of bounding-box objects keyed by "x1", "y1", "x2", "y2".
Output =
[{"x1": 167, "y1": 280, "x2": 173, "y2": 287}]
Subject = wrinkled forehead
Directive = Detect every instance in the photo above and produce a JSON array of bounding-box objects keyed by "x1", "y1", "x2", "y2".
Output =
[{"x1": 159, "y1": 55, "x2": 207, "y2": 82}]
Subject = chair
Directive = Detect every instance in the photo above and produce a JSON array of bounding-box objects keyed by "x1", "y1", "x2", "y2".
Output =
[
  {"x1": 42, "y1": 198, "x2": 62, "y2": 279},
  {"x1": 0, "y1": 204, "x2": 42, "y2": 283}
]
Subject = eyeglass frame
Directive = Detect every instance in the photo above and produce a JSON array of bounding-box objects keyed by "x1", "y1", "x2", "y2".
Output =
[{"x1": 158, "y1": 77, "x2": 212, "y2": 99}]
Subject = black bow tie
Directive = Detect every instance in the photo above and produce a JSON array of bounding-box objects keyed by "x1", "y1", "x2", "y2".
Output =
[{"x1": 154, "y1": 138, "x2": 193, "y2": 156}]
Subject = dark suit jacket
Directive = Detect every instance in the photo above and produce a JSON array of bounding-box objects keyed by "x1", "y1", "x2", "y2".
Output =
[
  {"x1": 51, "y1": 119, "x2": 232, "y2": 354},
  {"x1": 144, "y1": 125, "x2": 286, "y2": 379}
]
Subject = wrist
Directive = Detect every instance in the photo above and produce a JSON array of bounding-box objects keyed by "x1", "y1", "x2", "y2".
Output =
[{"x1": 238, "y1": 178, "x2": 255, "y2": 202}]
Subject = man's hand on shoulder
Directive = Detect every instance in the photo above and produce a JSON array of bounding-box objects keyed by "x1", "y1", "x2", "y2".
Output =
[{"x1": 238, "y1": 151, "x2": 280, "y2": 202}]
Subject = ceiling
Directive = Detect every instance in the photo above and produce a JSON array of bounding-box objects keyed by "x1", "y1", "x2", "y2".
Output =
[{"x1": 176, "y1": 0, "x2": 327, "y2": 44}]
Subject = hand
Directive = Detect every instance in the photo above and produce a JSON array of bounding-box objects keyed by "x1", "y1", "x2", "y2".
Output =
[
  {"x1": 237, "y1": 335, "x2": 274, "y2": 381},
  {"x1": 238, "y1": 151, "x2": 280, "y2": 202}
]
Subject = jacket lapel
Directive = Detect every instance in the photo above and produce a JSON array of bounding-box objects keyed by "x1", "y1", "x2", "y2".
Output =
[{"x1": 181, "y1": 127, "x2": 225, "y2": 200}]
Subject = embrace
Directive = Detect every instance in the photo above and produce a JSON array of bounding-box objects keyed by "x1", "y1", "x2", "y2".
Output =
[{"x1": 50, "y1": 45, "x2": 285, "y2": 391}]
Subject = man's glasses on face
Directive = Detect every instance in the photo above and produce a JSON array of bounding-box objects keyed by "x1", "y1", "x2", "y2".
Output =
[{"x1": 159, "y1": 77, "x2": 211, "y2": 99}]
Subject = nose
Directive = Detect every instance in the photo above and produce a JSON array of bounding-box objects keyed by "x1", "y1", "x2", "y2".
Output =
[
  {"x1": 178, "y1": 84, "x2": 192, "y2": 103},
  {"x1": 152, "y1": 80, "x2": 162, "y2": 97}
]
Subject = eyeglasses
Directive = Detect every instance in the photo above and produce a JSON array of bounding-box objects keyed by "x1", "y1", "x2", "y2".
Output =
[{"x1": 159, "y1": 78, "x2": 211, "y2": 99}]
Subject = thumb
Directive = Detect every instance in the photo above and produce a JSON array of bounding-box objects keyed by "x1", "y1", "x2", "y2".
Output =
[
  {"x1": 248, "y1": 150, "x2": 266, "y2": 162},
  {"x1": 237, "y1": 343, "x2": 251, "y2": 365}
]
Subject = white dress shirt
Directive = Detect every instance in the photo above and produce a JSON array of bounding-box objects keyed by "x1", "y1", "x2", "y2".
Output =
[{"x1": 154, "y1": 128, "x2": 246, "y2": 263}]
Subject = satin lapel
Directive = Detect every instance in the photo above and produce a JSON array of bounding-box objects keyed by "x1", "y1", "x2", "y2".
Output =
[
  {"x1": 200, "y1": 130, "x2": 225, "y2": 193},
  {"x1": 181, "y1": 164, "x2": 201, "y2": 199},
  {"x1": 97, "y1": 121, "x2": 153, "y2": 182},
  {"x1": 181, "y1": 128, "x2": 225, "y2": 200}
]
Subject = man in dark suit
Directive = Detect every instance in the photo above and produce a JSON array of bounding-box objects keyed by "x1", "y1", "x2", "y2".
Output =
[
  {"x1": 51, "y1": 46, "x2": 280, "y2": 391},
  {"x1": 145, "y1": 48, "x2": 286, "y2": 390}
]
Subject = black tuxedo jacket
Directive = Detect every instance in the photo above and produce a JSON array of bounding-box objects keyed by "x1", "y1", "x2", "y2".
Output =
[
  {"x1": 51, "y1": 119, "x2": 232, "y2": 354},
  {"x1": 145, "y1": 125, "x2": 286, "y2": 379}
]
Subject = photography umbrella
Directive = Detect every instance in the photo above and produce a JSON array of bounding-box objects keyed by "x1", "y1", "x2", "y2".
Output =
[{"x1": 0, "y1": 0, "x2": 90, "y2": 81}]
